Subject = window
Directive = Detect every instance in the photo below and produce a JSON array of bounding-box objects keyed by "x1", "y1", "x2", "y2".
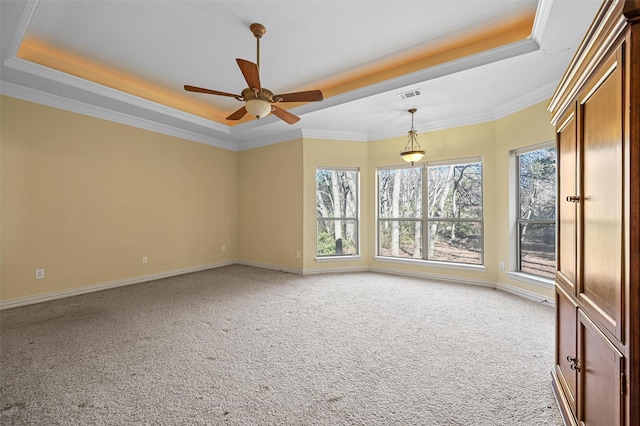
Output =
[
  {"x1": 377, "y1": 158, "x2": 483, "y2": 265},
  {"x1": 427, "y1": 160, "x2": 483, "y2": 264},
  {"x1": 515, "y1": 145, "x2": 556, "y2": 278},
  {"x1": 378, "y1": 167, "x2": 422, "y2": 258},
  {"x1": 316, "y1": 168, "x2": 359, "y2": 256}
]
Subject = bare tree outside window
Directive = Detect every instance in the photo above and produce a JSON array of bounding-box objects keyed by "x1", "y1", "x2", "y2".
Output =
[
  {"x1": 427, "y1": 161, "x2": 483, "y2": 264},
  {"x1": 378, "y1": 167, "x2": 422, "y2": 258},
  {"x1": 377, "y1": 159, "x2": 483, "y2": 265},
  {"x1": 517, "y1": 147, "x2": 556, "y2": 278},
  {"x1": 316, "y1": 169, "x2": 359, "y2": 256}
]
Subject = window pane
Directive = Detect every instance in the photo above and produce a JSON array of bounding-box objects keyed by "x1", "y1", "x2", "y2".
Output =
[
  {"x1": 428, "y1": 162, "x2": 482, "y2": 219},
  {"x1": 518, "y1": 148, "x2": 556, "y2": 220},
  {"x1": 519, "y1": 222, "x2": 555, "y2": 278},
  {"x1": 316, "y1": 170, "x2": 358, "y2": 218},
  {"x1": 378, "y1": 168, "x2": 422, "y2": 218},
  {"x1": 427, "y1": 221, "x2": 482, "y2": 264},
  {"x1": 317, "y1": 219, "x2": 358, "y2": 256},
  {"x1": 378, "y1": 220, "x2": 422, "y2": 258}
]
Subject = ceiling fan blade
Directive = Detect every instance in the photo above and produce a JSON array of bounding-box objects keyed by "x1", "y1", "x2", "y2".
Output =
[
  {"x1": 271, "y1": 105, "x2": 300, "y2": 125},
  {"x1": 226, "y1": 106, "x2": 248, "y2": 120},
  {"x1": 274, "y1": 90, "x2": 324, "y2": 103},
  {"x1": 184, "y1": 85, "x2": 240, "y2": 98},
  {"x1": 236, "y1": 59, "x2": 261, "y2": 91}
]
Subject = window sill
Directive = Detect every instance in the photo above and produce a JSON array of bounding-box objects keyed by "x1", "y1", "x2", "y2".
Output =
[
  {"x1": 374, "y1": 256, "x2": 486, "y2": 272},
  {"x1": 505, "y1": 271, "x2": 554, "y2": 289},
  {"x1": 315, "y1": 255, "x2": 362, "y2": 262}
]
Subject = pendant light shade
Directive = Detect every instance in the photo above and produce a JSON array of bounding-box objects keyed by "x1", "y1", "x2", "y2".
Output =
[{"x1": 400, "y1": 108, "x2": 425, "y2": 165}]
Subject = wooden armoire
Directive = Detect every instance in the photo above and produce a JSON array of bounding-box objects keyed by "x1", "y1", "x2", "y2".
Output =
[{"x1": 548, "y1": 1, "x2": 639, "y2": 425}]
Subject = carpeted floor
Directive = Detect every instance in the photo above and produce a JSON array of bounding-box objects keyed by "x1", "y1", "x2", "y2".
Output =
[{"x1": 0, "y1": 265, "x2": 561, "y2": 425}]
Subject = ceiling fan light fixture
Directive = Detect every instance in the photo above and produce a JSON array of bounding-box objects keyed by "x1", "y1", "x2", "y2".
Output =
[
  {"x1": 400, "y1": 108, "x2": 425, "y2": 166},
  {"x1": 246, "y1": 98, "x2": 272, "y2": 119},
  {"x1": 184, "y1": 23, "x2": 322, "y2": 125}
]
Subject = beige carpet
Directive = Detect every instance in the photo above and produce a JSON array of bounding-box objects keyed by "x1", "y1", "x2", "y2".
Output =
[{"x1": 0, "y1": 265, "x2": 561, "y2": 425}]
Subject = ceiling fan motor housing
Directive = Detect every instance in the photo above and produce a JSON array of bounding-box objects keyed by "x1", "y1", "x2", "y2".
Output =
[{"x1": 241, "y1": 87, "x2": 274, "y2": 102}]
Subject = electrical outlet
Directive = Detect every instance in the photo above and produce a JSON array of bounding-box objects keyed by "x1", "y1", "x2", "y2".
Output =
[
  {"x1": 142, "y1": 256, "x2": 148, "y2": 264},
  {"x1": 499, "y1": 262, "x2": 505, "y2": 271},
  {"x1": 221, "y1": 245, "x2": 227, "y2": 252},
  {"x1": 35, "y1": 269, "x2": 45, "y2": 280}
]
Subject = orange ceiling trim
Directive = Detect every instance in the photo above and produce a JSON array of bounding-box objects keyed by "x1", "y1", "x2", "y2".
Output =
[
  {"x1": 17, "y1": 36, "x2": 229, "y2": 123},
  {"x1": 316, "y1": 12, "x2": 535, "y2": 98}
]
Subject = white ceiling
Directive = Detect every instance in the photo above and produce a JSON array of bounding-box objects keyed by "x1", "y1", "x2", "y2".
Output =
[{"x1": 0, "y1": 0, "x2": 602, "y2": 150}]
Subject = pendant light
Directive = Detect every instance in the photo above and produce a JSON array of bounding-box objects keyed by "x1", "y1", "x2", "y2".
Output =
[{"x1": 400, "y1": 108, "x2": 425, "y2": 165}]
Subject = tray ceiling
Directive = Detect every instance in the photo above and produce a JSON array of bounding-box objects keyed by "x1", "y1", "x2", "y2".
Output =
[{"x1": 0, "y1": 0, "x2": 603, "y2": 150}]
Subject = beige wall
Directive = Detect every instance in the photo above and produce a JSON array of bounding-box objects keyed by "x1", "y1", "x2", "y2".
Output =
[
  {"x1": 1, "y1": 96, "x2": 237, "y2": 301},
  {"x1": 237, "y1": 139, "x2": 303, "y2": 271},
  {"x1": 1, "y1": 95, "x2": 555, "y2": 304}
]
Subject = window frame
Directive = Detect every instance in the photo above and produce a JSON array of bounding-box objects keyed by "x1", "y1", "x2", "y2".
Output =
[
  {"x1": 376, "y1": 157, "x2": 484, "y2": 267},
  {"x1": 376, "y1": 164, "x2": 423, "y2": 259},
  {"x1": 513, "y1": 142, "x2": 557, "y2": 279},
  {"x1": 315, "y1": 167, "x2": 360, "y2": 258}
]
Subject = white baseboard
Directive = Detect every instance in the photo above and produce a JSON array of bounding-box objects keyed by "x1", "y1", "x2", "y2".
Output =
[
  {"x1": 370, "y1": 265, "x2": 554, "y2": 307},
  {"x1": 496, "y1": 281, "x2": 555, "y2": 306},
  {"x1": 236, "y1": 259, "x2": 303, "y2": 275},
  {"x1": 0, "y1": 261, "x2": 235, "y2": 311},
  {"x1": 369, "y1": 265, "x2": 496, "y2": 288},
  {"x1": 1, "y1": 260, "x2": 554, "y2": 310},
  {"x1": 303, "y1": 265, "x2": 369, "y2": 275}
]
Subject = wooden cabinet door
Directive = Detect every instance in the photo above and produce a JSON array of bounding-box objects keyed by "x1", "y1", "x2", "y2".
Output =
[
  {"x1": 577, "y1": 310, "x2": 624, "y2": 426},
  {"x1": 578, "y1": 47, "x2": 624, "y2": 342},
  {"x1": 556, "y1": 285, "x2": 578, "y2": 416},
  {"x1": 557, "y1": 107, "x2": 578, "y2": 294}
]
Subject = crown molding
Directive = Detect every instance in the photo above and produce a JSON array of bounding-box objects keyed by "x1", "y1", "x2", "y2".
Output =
[
  {"x1": 2, "y1": 75, "x2": 556, "y2": 150},
  {"x1": 493, "y1": 80, "x2": 556, "y2": 119},
  {"x1": 4, "y1": 57, "x2": 230, "y2": 134},
  {"x1": 301, "y1": 129, "x2": 368, "y2": 142},
  {"x1": 531, "y1": 0, "x2": 555, "y2": 45},
  {"x1": 1, "y1": 81, "x2": 238, "y2": 151},
  {"x1": 2, "y1": 0, "x2": 38, "y2": 61}
]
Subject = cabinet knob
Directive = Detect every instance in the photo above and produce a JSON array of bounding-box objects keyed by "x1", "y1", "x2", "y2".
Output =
[
  {"x1": 566, "y1": 196, "x2": 580, "y2": 203},
  {"x1": 566, "y1": 356, "x2": 581, "y2": 372}
]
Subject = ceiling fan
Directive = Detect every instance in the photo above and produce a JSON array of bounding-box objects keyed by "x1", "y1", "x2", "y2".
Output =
[{"x1": 184, "y1": 23, "x2": 323, "y2": 125}]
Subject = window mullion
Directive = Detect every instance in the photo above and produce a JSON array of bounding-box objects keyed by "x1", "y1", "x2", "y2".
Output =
[{"x1": 423, "y1": 165, "x2": 428, "y2": 261}]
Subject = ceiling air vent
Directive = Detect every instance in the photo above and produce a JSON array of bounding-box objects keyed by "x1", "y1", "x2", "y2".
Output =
[{"x1": 397, "y1": 89, "x2": 422, "y2": 100}]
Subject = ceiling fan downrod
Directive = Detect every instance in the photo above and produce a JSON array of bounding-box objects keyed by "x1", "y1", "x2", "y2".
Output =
[{"x1": 250, "y1": 23, "x2": 266, "y2": 69}]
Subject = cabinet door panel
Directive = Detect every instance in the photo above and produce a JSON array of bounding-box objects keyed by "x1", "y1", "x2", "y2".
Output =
[
  {"x1": 579, "y1": 50, "x2": 624, "y2": 341},
  {"x1": 578, "y1": 310, "x2": 623, "y2": 426},
  {"x1": 557, "y1": 109, "x2": 577, "y2": 293},
  {"x1": 556, "y1": 285, "x2": 578, "y2": 415}
]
